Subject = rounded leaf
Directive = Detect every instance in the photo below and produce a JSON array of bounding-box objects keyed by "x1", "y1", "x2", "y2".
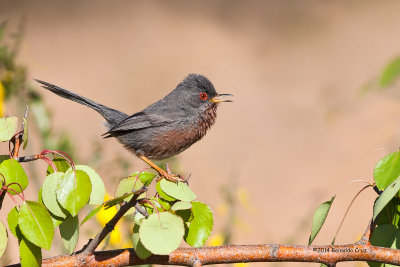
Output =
[
  {"x1": 0, "y1": 220, "x2": 8, "y2": 258},
  {"x1": 136, "y1": 171, "x2": 156, "y2": 186},
  {"x1": 42, "y1": 172, "x2": 67, "y2": 218},
  {"x1": 139, "y1": 212, "x2": 184, "y2": 255},
  {"x1": 7, "y1": 206, "x2": 18, "y2": 237},
  {"x1": 171, "y1": 201, "x2": 192, "y2": 211},
  {"x1": 18, "y1": 201, "x2": 54, "y2": 250},
  {"x1": 39, "y1": 186, "x2": 64, "y2": 228},
  {"x1": 374, "y1": 151, "x2": 400, "y2": 190},
  {"x1": 0, "y1": 159, "x2": 28, "y2": 194},
  {"x1": 56, "y1": 170, "x2": 92, "y2": 216},
  {"x1": 0, "y1": 116, "x2": 18, "y2": 142},
  {"x1": 132, "y1": 224, "x2": 152, "y2": 259},
  {"x1": 59, "y1": 215, "x2": 79, "y2": 254},
  {"x1": 159, "y1": 180, "x2": 197, "y2": 202},
  {"x1": 115, "y1": 175, "x2": 145, "y2": 215},
  {"x1": 68, "y1": 165, "x2": 105, "y2": 205},
  {"x1": 19, "y1": 236, "x2": 41, "y2": 267},
  {"x1": 156, "y1": 181, "x2": 175, "y2": 201},
  {"x1": 185, "y1": 202, "x2": 213, "y2": 247}
]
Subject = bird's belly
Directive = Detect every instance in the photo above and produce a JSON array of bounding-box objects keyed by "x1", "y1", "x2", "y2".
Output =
[{"x1": 115, "y1": 121, "x2": 209, "y2": 160}]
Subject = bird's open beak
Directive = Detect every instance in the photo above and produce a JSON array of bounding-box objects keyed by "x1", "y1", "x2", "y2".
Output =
[{"x1": 210, "y1": 94, "x2": 233, "y2": 103}]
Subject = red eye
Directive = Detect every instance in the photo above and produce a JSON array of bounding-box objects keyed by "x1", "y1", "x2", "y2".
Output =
[{"x1": 199, "y1": 92, "x2": 208, "y2": 100}]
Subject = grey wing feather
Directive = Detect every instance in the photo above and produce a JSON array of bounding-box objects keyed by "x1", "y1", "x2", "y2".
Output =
[{"x1": 104, "y1": 112, "x2": 174, "y2": 134}]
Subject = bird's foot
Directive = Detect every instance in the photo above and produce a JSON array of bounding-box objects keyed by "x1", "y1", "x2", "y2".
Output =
[
  {"x1": 158, "y1": 169, "x2": 186, "y2": 183},
  {"x1": 138, "y1": 155, "x2": 187, "y2": 183}
]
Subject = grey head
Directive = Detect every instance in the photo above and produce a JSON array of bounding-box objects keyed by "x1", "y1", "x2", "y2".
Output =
[{"x1": 143, "y1": 73, "x2": 232, "y2": 119}]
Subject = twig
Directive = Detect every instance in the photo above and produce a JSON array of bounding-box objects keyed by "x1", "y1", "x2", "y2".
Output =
[
  {"x1": 135, "y1": 202, "x2": 149, "y2": 218},
  {"x1": 14, "y1": 154, "x2": 42, "y2": 163},
  {"x1": 333, "y1": 184, "x2": 371, "y2": 243},
  {"x1": 78, "y1": 186, "x2": 148, "y2": 262},
  {"x1": 11, "y1": 106, "x2": 28, "y2": 158},
  {"x1": 358, "y1": 219, "x2": 375, "y2": 245}
]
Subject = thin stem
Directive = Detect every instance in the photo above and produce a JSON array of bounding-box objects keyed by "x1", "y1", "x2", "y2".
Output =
[
  {"x1": 15, "y1": 154, "x2": 41, "y2": 163},
  {"x1": 80, "y1": 186, "x2": 147, "y2": 258},
  {"x1": 333, "y1": 184, "x2": 372, "y2": 243}
]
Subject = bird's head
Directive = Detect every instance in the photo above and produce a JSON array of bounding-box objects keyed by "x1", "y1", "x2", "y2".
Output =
[{"x1": 174, "y1": 74, "x2": 232, "y2": 111}]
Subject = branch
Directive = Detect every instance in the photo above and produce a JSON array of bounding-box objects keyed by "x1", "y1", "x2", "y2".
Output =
[
  {"x1": 6, "y1": 243, "x2": 400, "y2": 267},
  {"x1": 14, "y1": 154, "x2": 42, "y2": 163},
  {"x1": 78, "y1": 186, "x2": 148, "y2": 260}
]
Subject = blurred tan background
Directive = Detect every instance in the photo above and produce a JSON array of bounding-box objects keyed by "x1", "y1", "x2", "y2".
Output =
[{"x1": 2, "y1": 0, "x2": 400, "y2": 266}]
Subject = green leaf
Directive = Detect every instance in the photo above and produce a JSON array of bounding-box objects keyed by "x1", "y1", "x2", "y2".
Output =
[
  {"x1": 22, "y1": 117, "x2": 28, "y2": 150},
  {"x1": 104, "y1": 193, "x2": 134, "y2": 209},
  {"x1": 0, "y1": 116, "x2": 18, "y2": 142},
  {"x1": 42, "y1": 172, "x2": 68, "y2": 219},
  {"x1": 7, "y1": 206, "x2": 18, "y2": 237},
  {"x1": 56, "y1": 170, "x2": 92, "y2": 216},
  {"x1": 132, "y1": 224, "x2": 152, "y2": 259},
  {"x1": 175, "y1": 209, "x2": 193, "y2": 223},
  {"x1": 136, "y1": 171, "x2": 156, "y2": 187},
  {"x1": 0, "y1": 220, "x2": 8, "y2": 258},
  {"x1": 158, "y1": 198, "x2": 174, "y2": 210},
  {"x1": 59, "y1": 215, "x2": 79, "y2": 254},
  {"x1": 308, "y1": 196, "x2": 335, "y2": 245},
  {"x1": 376, "y1": 197, "x2": 400, "y2": 227},
  {"x1": 18, "y1": 201, "x2": 54, "y2": 250},
  {"x1": 38, "y1": 186, "x2": 64, "y2": 228},
  {"x1": 379, "y1": 57, "x2": 400, "y2": 88},
  {"x1": 81, "y1": 205, "x2": 102, "y2": 225},
  {"x1": 159, "y1": 179, "x2": 197, "y2": 202},
  {"x1": 46, "y1": 158, "x2": 70, "y2": 175},
  {"x1": 156, "y1": 181, "x2": 175, "y2": 201},
  {"x1": 368, "y1": 224, "x2": 400, "y2": 267},
  {"x1": 185, "y1": 202, "x2": 213, "y2": 247},
  {"x1": 69, "y1": 165, "x2": 105, "y2": 205},
  {"x1": 139, "y1": 212, "x2": 184, "y2": 255},
  {"x1": 171, "y1": 201, "x2": 192, "y2": 211},
  {"x1": 19, "y1": 234, "x2": 42, "y2": 267},
  {"x1": 374, "y1": 176, "x2": 400, "y2": 221},
  {"x1": 0, "y1": 159, "x2": 28, "y2": 194},
  {"x1": 374, "y1": 151, "x2": 400, "y2": 190},
  {"x1": 115, "y1": 175, "x2": 145, "y2": 215}
]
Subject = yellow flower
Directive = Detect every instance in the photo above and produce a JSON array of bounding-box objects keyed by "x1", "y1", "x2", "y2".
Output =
[
  {"x1": 95, "y1": 193, "x2": 124, "y2": 246},
  {"x1": 96, "y1": 194, "x2": 117, "y2": 226},
  {"x1": 109, "y1": 224, "x2": 122, "y2": 245},
  {"x1": 207, "y1": 234, "x2": 225, "y2": 246}
]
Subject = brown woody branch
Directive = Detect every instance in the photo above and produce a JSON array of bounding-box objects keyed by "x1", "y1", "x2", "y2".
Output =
[
  {"x1": 14, "y1": 154, "x2": 42, "y2": 162},
  {"x1": 4, "y1": 243, "x2": 399, "y2": 267},
  {"x1": 78, "y1": 186, "x2": 148, "y2": 261}
]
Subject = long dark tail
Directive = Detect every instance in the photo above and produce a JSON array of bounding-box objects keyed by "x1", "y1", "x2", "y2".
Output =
[{"x1": 35, "y1": 79, "x2": 128, "y2": 126}]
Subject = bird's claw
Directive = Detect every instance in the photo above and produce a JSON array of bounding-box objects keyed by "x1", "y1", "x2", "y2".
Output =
[{"x1": 162, "y1": 173, "x2": 186, "y2": 184}]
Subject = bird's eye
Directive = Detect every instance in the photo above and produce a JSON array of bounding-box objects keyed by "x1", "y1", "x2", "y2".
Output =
[{"x1": 199, "y1": 92, "x2": 208, "y2": 100}]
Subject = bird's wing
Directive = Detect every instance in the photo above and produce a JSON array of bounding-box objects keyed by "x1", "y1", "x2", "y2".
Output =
[{"x1": 104, "y1": 111, "x2": 174, "y2": 135}]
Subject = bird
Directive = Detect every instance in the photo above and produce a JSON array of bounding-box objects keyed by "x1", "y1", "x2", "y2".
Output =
[{"x1": 35, "y1": 74, "x2": 232, "y2": 182}]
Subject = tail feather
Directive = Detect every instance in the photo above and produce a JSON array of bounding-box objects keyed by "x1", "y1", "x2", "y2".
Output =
[{"x1": 35, "y1": 79, "x2": 128, "y2": 126}]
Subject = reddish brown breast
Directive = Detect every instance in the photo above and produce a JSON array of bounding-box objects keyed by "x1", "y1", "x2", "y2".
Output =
[{"x1": 147, "y1": 104, "x2": 218, "y2": 159}]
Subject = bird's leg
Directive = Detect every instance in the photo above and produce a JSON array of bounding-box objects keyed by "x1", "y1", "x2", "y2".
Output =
[
  {"x1": 165, "y1": 163, "x2": 172, "y2": 175},
  {"x1": 139, "y1": 155, "x2": 184, "y2": 183}
]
